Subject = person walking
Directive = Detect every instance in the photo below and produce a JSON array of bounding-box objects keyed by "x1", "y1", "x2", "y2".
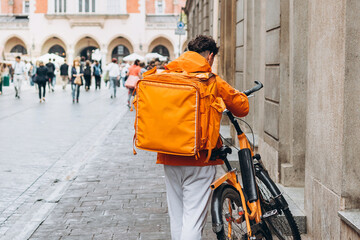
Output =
[
  {"x1": 0, "y1": 63, "x2": 3, "y2": 95},
  {"x1": 60, "y1": 59, "x2": 69, "y2": 90},
  {"x1": 139, "y1": 62, "x2": 147, "y2": 78},
  {"x1": 1, "y1": 64, "x2": 10, "y2": 95},
  {"x1": 35, "y1": 61, "x2": 48, "y2": 103},
  {"x1": 13, "y1": 56, "x2": 26, "y2": 99},
  {"x1": 71, "y1": 59, "x2": 83, "y2": 103},
  {"x1": 107, "y1": 58, "x2": 120, "y2": 98},
  {"x1": 120, "y1": 61, "x2": 129, "y2": 87},
  {"x1": 125, "y1": 59, "x2": 141, "y2": 107},
  {"x1": 52, "y1": 58, "x2": 59, "y2": 88},
  {"x1": 9, "y1": 64, "x2": 14, "y2": 83},
  {"x1": 46, "y1": 59, "x2": 55, "y2": 92},
  {"x1": 154, "y1": 35, "x2": 249, "y2": 240},
  {"x1": 93, "y1": 60, "x2": 102, "y2": 90},
  {"x1": 29, "y1": 61, "x2": 37, "y2": 87},
  {"x1": 83, "y1": 60, "x2": 92, "y2": 91}
]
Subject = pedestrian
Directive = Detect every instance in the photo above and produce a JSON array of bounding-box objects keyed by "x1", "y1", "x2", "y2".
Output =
[
  {"x1": 125, "y1": 59, "x2": 141, "y2": 107},
  {"x1": 0, "y1": 63, "x2": 3, "y2": 95},
  {"x1": 60, "y1": 59, "x2": 69, "y2": 90},
  {"x1": 29, "y1": 61, "x2": 36, "y2": 87},
  {"x1": 83, "y1": 60, "x2": 92, "y2": 91},
  {"x1": 24, "y1": 60, "x2": 31, "y2": 85},
  {"x1": 80, "y1": 56, "x2": 86, "y2": 68},
  {"x1": 93, "y1": 60, "x2": 102, "y2": 90},
  {"x1": 13, "y1": 56, "x2": 26, "y2": 99},
  {"x1": 155, "y1": 35, "x2": 249, "y2": 239},
  {"x1": 3, "y1": 64, "x2": 10, "y2": 91},
  {"x1": 139, "y1": 62, "x2": 147, "y2": 78},
  {"x1": 46, "y1": 59, "x2": 55, "y2": 92},
  {"x1": 9, "y1": 64, "x2": 14, "y2": 83},
  {"x1": 147, "y1": 60, "x2": 155, "y2": 70},
  {"x1": 71, "y1": 59, "x2": 83, "y2": 103},
  {"x1": 120, "y1": 61, "x2": 129, "y2": 87},
  {"x1": 106, "y1": 58, "x2": 120, "y2": 98},
  {"x1": 35, "y1": 61, "x2": 48, "y2": 103},
  {"x1": 53, "y1": 58, "x2": 59, "y2": 89}
]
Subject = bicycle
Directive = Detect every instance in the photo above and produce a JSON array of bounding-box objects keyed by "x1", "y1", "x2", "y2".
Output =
[{"x1": 210, "y1": 81, "x2": 301, "y2": 240}]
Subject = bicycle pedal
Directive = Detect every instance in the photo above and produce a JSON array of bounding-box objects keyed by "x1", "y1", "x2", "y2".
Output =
[{"x1": 261, "y1": 209, "x2": 278, "y2": 219}]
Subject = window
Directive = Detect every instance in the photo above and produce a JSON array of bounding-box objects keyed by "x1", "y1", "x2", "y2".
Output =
[
  {"x1": 155, "y1": 0, "x2": 165, "y2": 14},
  {"x1": 152, "y1": 45, "x2": 169, "y2": 57},
  {"x1": 107, "y1": 0, "x2": 126, "y2": 14},
  {"x1": 10, "y1": 45, "x2": 27, "y2": 54},
  {"x1": 112, "y1": 45, "x2": 130, "y2": 62},
  {"x1": 23, "y1": 0, "x2": 30, "y2": 14},
  {"x1": 49, "y1": 45, "x2": 66, "y2": 57},
  {"x1": 80, "y1": 47, "x2": 97, "y2": 60},
  {"x1": 78, "y1": 0, "x2": 95, "y2": 13},
  {"x1": 53, "y1": 0, "x2": 66, "y2": 13}
]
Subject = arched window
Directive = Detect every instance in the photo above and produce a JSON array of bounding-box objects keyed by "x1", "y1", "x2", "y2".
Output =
[
  {"x1": 152, "y1": 45, "x2": 169, "y2": 57},
  {"x1": 49, "y1": 44, "x2": 66, "y2": 57},
  {"x1": 80, "y1": 46, "x2": 97, "y2": 60},
  {"x1": 10, "y1": 45, "x2": 27, "y2": 54},
  {"x1": 112, "y1": 45, "x2": 130, "y2": 61}
]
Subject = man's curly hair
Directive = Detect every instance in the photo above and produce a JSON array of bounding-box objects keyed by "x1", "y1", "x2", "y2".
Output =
[{"x1": 187, "y1": 35, "x2": 219, "y2": 56}]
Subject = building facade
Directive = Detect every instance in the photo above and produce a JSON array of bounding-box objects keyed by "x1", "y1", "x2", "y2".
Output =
[
  {"x1": 0, "y1": 0, "x2": 187, "y2": 65},
  {"x1": 185, "y1": 0, "x2": 360, "y2": 239}
]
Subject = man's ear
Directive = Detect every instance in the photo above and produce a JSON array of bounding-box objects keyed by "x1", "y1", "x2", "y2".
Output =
[
  {"x1": 207, "y1": 52, "x2": 215, "y2": 66},
  {"x1": 209, "y1": 52, "x2": 214, "y2": 61}
]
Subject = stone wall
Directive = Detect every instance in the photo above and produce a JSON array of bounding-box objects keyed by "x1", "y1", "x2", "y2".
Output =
[
  {"x1": 305, "y1": 0, "x2": 360, "y2": 238},
  {"x1": 185, "y1": 0, "x2": 360, "y2": 238}
]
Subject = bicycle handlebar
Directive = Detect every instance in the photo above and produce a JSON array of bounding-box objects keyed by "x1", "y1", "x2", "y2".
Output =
[
  {"x1": 243, "y1": 81, "x2": 263, "y2": 96},
  {"x1": 222, "y1": 81, "x2": 264, "y2": 136}
]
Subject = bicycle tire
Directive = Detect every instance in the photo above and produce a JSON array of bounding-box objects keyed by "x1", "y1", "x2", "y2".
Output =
[
  {"x1": 255, "y1": 170, "x2": 301, "y2": 240},
  {"x1": 213, "y1": 185, "x2": 271, "y2": 240},
  {"x1": 214, "y1": 185, "x2": 248, "y2": 240}
]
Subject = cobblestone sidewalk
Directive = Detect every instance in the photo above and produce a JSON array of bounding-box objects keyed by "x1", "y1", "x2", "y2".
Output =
[{"x1": 28, "y1": 110, "x2": 216, "y2": 240}]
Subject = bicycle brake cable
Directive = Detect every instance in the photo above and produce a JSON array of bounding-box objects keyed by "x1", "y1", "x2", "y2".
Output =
[
  {"x1": 235, "y1": 118, "x2": 255, "y2": 152},
  {"x1": 219, "y1": 133, "x2": 240, "y2": 151}
]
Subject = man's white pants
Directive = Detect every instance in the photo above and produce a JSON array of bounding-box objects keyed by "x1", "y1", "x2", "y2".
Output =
[
  {"x1": 13, "y1": 75, "x2": 23, "y2": 96},
  {"x1": 164, "y1": 165, "x2": 216, "y2": 240}
]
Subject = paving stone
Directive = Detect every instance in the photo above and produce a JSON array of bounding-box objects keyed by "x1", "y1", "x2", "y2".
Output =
[{"x1": 23, "y1": 109, "x2": 218, "y2": 239}]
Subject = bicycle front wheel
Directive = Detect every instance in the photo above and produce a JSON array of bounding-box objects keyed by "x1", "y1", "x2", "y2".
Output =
[
  {"x1": 256, "y1": 170, "x2": 301, "y2": 240},
  {"x1": 213, "y1": 185, "x2": 248, "y2": 240}
]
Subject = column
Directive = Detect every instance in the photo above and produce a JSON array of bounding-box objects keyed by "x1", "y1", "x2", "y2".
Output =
[
  {"x1": 67, "y1": 47, "x2": 74, "y2": 66},
  {"x1": 100, "y1": 49, "x2": 108, "y2": 69},
  {"x1": 47, "y1": 0, "x2": 54, "y2": 14}
]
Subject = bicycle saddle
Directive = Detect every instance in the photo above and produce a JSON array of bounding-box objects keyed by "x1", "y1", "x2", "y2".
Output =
[{"x1": 210, "y1": 145, "x2": 232, "y2": 160}]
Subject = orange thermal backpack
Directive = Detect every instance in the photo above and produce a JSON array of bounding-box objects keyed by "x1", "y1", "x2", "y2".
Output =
[{"x1": 133, "y1": 68, "x2": 226, "y2": 162}]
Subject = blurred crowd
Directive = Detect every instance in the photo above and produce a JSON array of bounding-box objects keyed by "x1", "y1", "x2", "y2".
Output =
[{"x1": 0, "y1": 55, "x2": 169, "y2": 107}]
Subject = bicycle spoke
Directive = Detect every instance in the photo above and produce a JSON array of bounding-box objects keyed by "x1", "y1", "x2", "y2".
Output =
[
  {"x1": 222, "y1": 197, "x2": 247, "y2": 239},
  {"x1": 256, "y1": 178, "x2": 299, "y2": 240}
]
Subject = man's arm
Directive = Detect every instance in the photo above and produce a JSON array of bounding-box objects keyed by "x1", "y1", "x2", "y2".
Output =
[{"x1": 216, "y1": 76, "x2": 249, "y2": 117}]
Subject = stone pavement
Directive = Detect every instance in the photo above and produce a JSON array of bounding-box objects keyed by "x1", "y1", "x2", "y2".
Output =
[{"x1": 23, "y1": 110, "x2": 216, "y2": 240}]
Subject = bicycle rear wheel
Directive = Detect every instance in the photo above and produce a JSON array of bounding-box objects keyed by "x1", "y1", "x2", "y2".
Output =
[{"x1": 255, "y1": 170, "x2": 301, "y2": 240}]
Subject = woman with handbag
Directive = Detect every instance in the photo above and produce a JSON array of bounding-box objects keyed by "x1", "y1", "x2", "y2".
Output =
[
  {"x1": 125, "y1": 59, "x2": 142, "y2": 107},
  {"x1": 35, "y1": 61, "x2": 48, "y2": 102},
  {"x1": 71, "y1": 59, "x2": 83, "y2": 103}
]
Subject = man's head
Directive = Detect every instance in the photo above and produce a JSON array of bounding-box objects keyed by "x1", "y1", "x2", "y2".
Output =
[
  {"x1": 15, "y1": 56, "x2": 21, "y2": 62},
  {"x1": 187, "y1": 35, "x2": 219, "y2": 67}
]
